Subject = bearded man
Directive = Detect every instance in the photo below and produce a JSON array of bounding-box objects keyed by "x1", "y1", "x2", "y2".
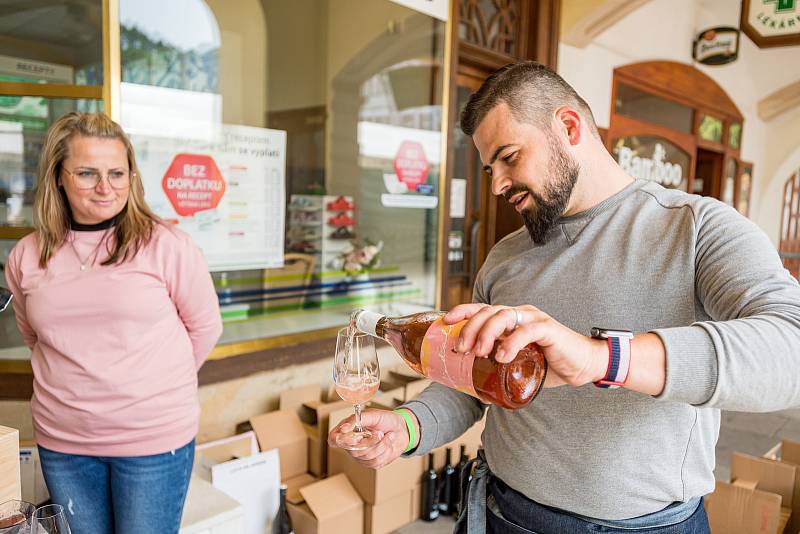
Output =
[{"x1": 329, "y1": 61, "x2": 800, "y2": 534}]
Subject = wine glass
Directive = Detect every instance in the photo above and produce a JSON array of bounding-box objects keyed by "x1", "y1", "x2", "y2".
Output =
[
  {"x1": 32, "y1": 505, "x2": 70, "y2": 534},
  {"x1": 333, "y1": 326, "x2": 382, "y2": 450},
  {"x1": 0, "y1": 500, "x2": 35, "y2": 534}
]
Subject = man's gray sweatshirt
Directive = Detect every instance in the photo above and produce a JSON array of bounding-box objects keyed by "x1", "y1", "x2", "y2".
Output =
[{"x1": 402, "y1": 179, "x2": 800, "y2": 520}]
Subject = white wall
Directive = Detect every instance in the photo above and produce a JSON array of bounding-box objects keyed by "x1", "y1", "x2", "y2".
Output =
[{"x1": 558, "y1": 0, "x2": 800, "y2": 244}]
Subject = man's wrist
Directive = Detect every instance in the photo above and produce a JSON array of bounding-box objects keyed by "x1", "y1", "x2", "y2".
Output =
[
  {"x1": 394, "y1": 408, "x2": 420, "y2": 451},
  {"x1": 591, "y1": 337, "x2": 611, "y2": 383}
]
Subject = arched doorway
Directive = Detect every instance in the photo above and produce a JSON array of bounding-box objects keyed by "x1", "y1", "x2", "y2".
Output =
[{"x1": 607, "y1": 61, "x2": 752, "y2": 216}]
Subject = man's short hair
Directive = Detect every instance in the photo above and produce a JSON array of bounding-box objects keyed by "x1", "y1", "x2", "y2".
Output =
[{"x1": 460, "y1": 61, "x2": 600, "y2": 139}]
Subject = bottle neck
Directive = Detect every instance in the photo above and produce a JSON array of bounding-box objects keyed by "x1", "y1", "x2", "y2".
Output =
[{"x1": 355, "y1": 310, "x2": 384, "y2": 337}]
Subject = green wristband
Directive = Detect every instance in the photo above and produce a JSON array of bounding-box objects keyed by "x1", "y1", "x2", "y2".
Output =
[{"x1": 393, "y1": 408, "x2": 417, "y2": 454}]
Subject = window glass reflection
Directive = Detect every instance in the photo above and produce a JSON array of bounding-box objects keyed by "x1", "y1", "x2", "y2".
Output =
[
  {"x1": 119, "y1": 0, "x2": 445, "y2": 345},
  {"x1": 0, "y1": 1, "x2": 103, "y2": 86}
]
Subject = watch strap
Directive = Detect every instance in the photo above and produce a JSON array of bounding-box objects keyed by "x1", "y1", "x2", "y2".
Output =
[{"x1": 594, "y1": 335, "x2": 631, "y2": 389}]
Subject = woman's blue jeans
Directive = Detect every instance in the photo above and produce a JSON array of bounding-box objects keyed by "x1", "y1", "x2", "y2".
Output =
[{"x1": 38, "y1": 439, "x2": 195, "y2": 534}]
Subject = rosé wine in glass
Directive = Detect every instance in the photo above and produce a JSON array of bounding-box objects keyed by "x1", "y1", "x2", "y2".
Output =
[
  {"x1": 333, "y1": 325, "x2": 382, "y2": 451},
  {"x1": 335, "y1": 375, "x2": 380, "y2": 405}
]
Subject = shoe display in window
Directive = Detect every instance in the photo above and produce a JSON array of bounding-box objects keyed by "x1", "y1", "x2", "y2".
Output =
[
  {"x1": 326, "y1": 196, "x2": 355, "y2": 211},
  {"x1": 329, "y1": 226, "x2": 356, "y2": 240},
  {"x1": 288, "y1": 227, "x2": 321, "y2": 241},
  {"x1": 292, "y1": 211, "x2": 322, "y2": 225},
  {"x1": 290, "y1": 197, "x2": 318, "y2": 211},
  {"x1": 328, "y1": 212, "x2": 356, "y2": 227}
]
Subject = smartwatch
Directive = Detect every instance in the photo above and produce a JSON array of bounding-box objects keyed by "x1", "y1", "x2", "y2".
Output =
[{"x1": 591, "y1": 327, "x2": 634, "y2": 389}]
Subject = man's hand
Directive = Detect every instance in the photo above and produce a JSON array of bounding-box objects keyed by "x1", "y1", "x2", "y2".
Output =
[
  {"x1": 327, "y1": 408, "x2": 419, "y2": 469},
  {"x1": 445, "y1": 303, "x2": 608, "y2": 388}
]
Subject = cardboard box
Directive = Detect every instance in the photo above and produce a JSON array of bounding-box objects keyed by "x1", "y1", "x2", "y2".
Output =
[
  {"x1": 279, "y1": 379, "x2": 417, "y2": 477},
  {"x1": 732, "y1": 452, "x2": 795, "y2": 508},
  {"x1": 411, "y1": 483, "x2": 422, "y2": 522},
  {"x1": 301, "y1": 399, "x2": 351, "y2": 476},
  {"x1": 373, "y1": 380, "x2": 406, "y2": 407},
  {"x1": 279, "y1": 384, "x2": 351, "y2": 477},
  {"x1": 706, "y1": 479, "x2": 783, "y2": 534},
  {"x1": 328, "y1": 447, "x2": 423, "y2": 505},
  {"x1": 280, "y1": 384, "x2": 324, "y2": 417},
  {"x1": 304, "y1": 424, "x2": 322, "y2": 476},
  {"x1": 196, "y1": 431, "x2": 258, "y2": 465},
  {"x1": 365, "y1": 488, "x2": 416, "y2": 534},
  {"x1": 197, "y1": 449, "x2": 281, "y2": 534},
  {"x1": 387, "y1": 369, "x2": 431, "y2": 401},
  {"x1": 767, "y1": 439, "x2": 800, "y2": 534},
  {"x1": 284, "y1": 473, "x2": 318, "y2": 505},
  {"x1": 706, "y1": 451, "x2": 795, "y2": 534},
  {"x1": 287, "y1": 473, "x2": 364, "y2": 534},
  {"x1": 250, "y1": 410, "x2": 308, "y2": 480},
  {"x1": 180, "y1": 475, "x2": 245, "y2": 534},
  {"x1": 0, "y1": 425, "x2": 20, "y2": 503}
]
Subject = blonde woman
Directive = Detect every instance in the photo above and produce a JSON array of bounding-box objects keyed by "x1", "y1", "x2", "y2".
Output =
[{"x1": 4, "y1": 113, "x2": 222, "y2": 534}]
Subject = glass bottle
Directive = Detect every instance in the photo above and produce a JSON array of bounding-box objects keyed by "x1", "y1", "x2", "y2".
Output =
[
  {"x1": 421, "y1": 454, "x2": 439, "y2": 521},
  {"x1": 438, "y1": 447, "x2": 456, "y2": 514},
  {"x1": 272, "y1": 484, "x2": 295, "y2": 534},
  {"x1": 353, "y1": 310, "x2": 547, "y2": 409}
]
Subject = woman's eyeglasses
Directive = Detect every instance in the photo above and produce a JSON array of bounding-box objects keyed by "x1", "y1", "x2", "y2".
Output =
[{"x1": 64, "y1": 167, "x2": 133, "y2": 190}]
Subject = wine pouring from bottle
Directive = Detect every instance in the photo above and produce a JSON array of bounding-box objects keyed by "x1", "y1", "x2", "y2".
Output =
[{"x1": 352, "y1": 309, "x2": 547, "y2": 409}]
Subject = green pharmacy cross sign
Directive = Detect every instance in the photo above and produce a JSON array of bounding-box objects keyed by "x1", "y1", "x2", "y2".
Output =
[
  {"x1": 764, "y1": 0, "x2": 796, "y2": 13},
  {"x1": 741, "y1": 0, "x2": 800, "y2": 47}
]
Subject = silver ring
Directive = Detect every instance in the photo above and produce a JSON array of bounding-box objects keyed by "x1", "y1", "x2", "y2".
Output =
[{"x1": 514, "y1": 309, "x2": 523, "y2": 329}]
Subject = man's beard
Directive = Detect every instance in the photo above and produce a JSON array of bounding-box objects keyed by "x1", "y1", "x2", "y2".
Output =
[{"x1": 505, "y1": 134, "x2": 580, "y2": 245}]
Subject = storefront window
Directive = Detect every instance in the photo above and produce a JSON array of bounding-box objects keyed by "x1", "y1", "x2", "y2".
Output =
[
  {"x1": 729, "y1": 122, "x2": 742, "y2": 149},
  {"x1": 722, "y1": 157, "x2": 736, "y2": 206},
  {"x1": 614, "y1": 83, "x2": 694, "y2": 133},
  {"x1": 698, "y1": 114, "x2": 723, "y2": 143},
  {"x1": 737, "y1": 162, "x2": 752, "y2": 216},
  {"x1": 0, "y1": 1, "x2": 103, "y2": 86},
  {"x1": 119, "y1": 0, "x2": 445, "y2": 346},
  {"x1": 0, "y1": 98, "x2": 103, "y2": 228},
  {"x1": 611, "y1": 136, "x2": 690, "y2": 192}
]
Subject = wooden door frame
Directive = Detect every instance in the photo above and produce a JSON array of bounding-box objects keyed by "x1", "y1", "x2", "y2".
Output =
[
  {"x1": 780, "y1": 170, "x2": 800, "y2": 278},
  {"x1": 608, "y1": 61, "x2": 746, "y2": 203},
  {"x1": 606, "y1": 114, "x2": 698, "y2": 193},
  {"x1": 439, "y1": 0, "x2": 561, "y2": 307}
]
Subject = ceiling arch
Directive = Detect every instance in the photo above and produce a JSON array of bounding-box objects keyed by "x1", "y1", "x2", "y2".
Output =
[
  {"x1": 561, "y1": 0, "x2": 653, "y2": 48},
  {"x1": 758, "y1": 79, "x2": 800, "y2": 121}
]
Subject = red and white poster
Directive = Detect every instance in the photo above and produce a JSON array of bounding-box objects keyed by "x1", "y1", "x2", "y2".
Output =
[
  {"x1": 393, "y1": 140, "x2": 430, "y2": 191},
  {"x1": 162, "y1": 154, "x2": 226, "y2": 216},
  {"x1": 129, "y1": 124, "x2": 286, "y2": 270}
]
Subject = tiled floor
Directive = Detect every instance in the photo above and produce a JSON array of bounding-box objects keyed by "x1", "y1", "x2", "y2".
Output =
[{"x1": 394, "y1": 408, "x2": 800, "y2": 533}]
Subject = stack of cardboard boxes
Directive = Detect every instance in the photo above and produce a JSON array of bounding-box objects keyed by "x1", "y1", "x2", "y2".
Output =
[
  {"x1": 706, "y1": 439, "x2": 800, "y2": 534},
  {"x1": 192, "y1": 368, "x2": 484, "y2": 534},
  {"x1": 0, "y1": 425, "x2": 20, "y2": 504}
]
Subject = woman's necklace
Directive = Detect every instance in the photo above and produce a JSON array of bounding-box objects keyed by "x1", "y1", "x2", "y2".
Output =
[{"x1": 69, "y1": 229, "x2": 110, "y2": 271}]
